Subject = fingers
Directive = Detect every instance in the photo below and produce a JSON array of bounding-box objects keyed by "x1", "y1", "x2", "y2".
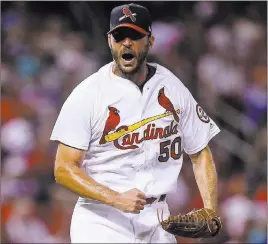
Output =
[
  {"x1": 125, "y1": 205, "x2": 144, "y2": 214},
  {"x1": 137, "y1": 192, "x2": 147, "y2": 200},
  {"x1": 127, "y1": 201, "x2": 145, "y2": 214},
  {"x1": 137, "y1": 199, "x2": 146, "y2": 206},
  {"x1": 134, "y1": 201, "x2": 145, "y2": 212},
  {"x1": 120, "y1": 188, "x2": 147, "y2": 214},
  {"x1": 134, "y1": 188, "x2": 147, "y2": 200},
  {"x1": 138, "y1": 203, "x2": 145, "y2": 210},
  {"x1": 132, "y1": 205, "x2": 145, "y2": 214}
]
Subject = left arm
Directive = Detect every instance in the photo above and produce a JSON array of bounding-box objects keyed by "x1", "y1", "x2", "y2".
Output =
[{"x1": 189, "y1": 145, "x2": 218, "y2": 212}]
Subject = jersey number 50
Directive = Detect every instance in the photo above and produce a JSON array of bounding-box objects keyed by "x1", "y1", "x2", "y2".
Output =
[{"x1": 158, "y1": 137, "x2": 182, "y2": 162}]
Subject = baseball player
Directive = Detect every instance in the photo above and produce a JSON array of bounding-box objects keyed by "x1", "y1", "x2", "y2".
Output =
[{"x1": 51, "y1": 3, "x2": 221, "y2": 243}]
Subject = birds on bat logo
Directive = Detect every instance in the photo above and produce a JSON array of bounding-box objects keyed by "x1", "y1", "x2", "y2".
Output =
[
  {"x1": 119, "y1": 6, "x2": 137, "y2": 22},
  {"x1": 99, "y1": 88, "x2": 180, "y2": 146},
  {"x1": 158, "y1": 87, "x2": 180, "y2": 123},
  {"x1": 99, "y1": 106, "x2": 120, "y2": 145}
]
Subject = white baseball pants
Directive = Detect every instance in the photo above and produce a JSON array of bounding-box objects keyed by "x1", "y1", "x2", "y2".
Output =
[{"x1": 70, "y1": 200, "x2": 177, "y2": 243}]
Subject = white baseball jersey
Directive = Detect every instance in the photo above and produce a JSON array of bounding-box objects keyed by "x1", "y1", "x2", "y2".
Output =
[{"x1": 50, "y1": 62, "x2": 220, "y2": 200}]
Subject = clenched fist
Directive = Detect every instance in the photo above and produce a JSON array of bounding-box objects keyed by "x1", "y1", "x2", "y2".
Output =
[{"x1": 114, "y1": 188, "x2": 147, "y2": 214}]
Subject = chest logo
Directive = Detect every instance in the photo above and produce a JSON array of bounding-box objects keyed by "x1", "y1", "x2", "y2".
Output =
[
  {"x1": 158, "y1": 87, "x2": 180, "y2": 123},
  {"x1": 100, "y1": 111, "x2": 179, "y2": 149},
  {"x1": 99, "y1": 87, "x2": 180, "y2": 149},
  {"x1": 100, "y1": 106, "x2": 120, "y2": 144}
]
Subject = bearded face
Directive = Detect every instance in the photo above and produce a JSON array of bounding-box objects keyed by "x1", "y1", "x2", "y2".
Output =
[{"x1": 109, "y1": 27, "x2": 150, "y2": 75}]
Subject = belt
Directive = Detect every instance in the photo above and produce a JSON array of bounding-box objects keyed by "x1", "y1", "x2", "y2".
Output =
[{"x1": 146, "y1": 194, "x2": 166, "y2": 205}]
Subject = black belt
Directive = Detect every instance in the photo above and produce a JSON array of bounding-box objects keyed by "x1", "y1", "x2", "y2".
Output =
[{"x1": 146, "y1": 194, "x2": 166, "y2": 205}]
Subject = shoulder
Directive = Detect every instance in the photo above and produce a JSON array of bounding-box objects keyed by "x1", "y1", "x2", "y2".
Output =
[{"x1": 154, "y1": 63, "x2": 191, "y2": 98}]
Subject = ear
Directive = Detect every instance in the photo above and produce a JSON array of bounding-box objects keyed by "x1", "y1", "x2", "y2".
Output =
[
  {"x1": 108, "y1": 34, "x2": 112, "y2": 49},
  {"x1": 148, "y1": 35, "x2": 155, "y2": 49}
]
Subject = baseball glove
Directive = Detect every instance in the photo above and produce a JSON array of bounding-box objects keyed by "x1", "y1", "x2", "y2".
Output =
[{"x1": 157, "y1": 208, "x2": 222, "y2": 239}]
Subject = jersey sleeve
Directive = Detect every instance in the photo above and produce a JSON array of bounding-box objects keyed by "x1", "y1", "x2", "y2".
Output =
[
  {"x1": 181, "y1": 90, "x2": 220, "y2": 155},
  {"x1": 50, "y1": 83, "x2": 93, "y2": 150}
]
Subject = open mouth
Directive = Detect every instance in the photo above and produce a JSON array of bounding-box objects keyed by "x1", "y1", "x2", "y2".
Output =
[{"x1": 122, "y1": 53, "x2": 135, "y2": 61}]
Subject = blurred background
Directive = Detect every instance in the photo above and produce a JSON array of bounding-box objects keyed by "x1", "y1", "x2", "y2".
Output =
[{"x1": 1, "y1": 1, "x2": 267, "y2": 243}]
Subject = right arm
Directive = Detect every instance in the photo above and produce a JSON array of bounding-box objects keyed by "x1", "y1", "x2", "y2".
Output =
[
  {"x1": 54, "y1": 143, "x2": 146, "y2": 213},
  {"x1": 51, "y1": 81, "x2": 146, "y2": 213},
  {"x1": 54, "y1": 143, "x2": 120, "y2": 207}
]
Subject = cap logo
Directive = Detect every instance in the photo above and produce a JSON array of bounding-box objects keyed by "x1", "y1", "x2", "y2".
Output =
[{"x1": 120, "y1": 7, "x2": 136, "y2": 22}]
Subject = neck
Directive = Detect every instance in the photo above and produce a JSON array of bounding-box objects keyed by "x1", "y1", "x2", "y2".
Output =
[{"x1": 113, "y1": 62, "x2": 148, "y2": 86}]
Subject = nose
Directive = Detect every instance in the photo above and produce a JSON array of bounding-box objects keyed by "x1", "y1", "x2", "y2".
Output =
[{"x1": 122, "y1": 37, "x2": 133, "y2": 47}]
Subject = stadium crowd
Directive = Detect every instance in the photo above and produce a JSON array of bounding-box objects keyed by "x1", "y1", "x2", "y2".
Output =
[{"x1": 1, "y1": 2, "x2": 267, "y2": 243}]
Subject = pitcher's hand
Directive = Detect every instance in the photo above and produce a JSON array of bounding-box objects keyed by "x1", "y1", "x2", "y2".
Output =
[{"x1": 114, "y1": 188, "x2": 147, "y2": 214}]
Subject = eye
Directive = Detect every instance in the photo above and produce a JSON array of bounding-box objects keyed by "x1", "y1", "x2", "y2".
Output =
[{"x1": 112, "y1": 28, "x2": 146, "y2": 42}]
